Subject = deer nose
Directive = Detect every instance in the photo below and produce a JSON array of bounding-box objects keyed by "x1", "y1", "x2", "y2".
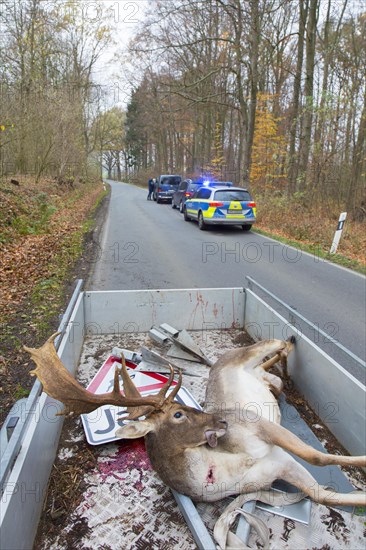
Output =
[{"x1": 218, "y1": 420, "x2": 228, "y2": 429}]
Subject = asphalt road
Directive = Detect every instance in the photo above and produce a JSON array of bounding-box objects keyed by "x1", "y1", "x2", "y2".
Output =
[{"x1": 89, "y1": 181, "x2": 366, "y2": 383}]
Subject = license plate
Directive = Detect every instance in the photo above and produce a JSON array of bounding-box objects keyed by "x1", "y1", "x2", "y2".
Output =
[{"x1": 227, "y1": 209, "x2": 242, "y2": 214}]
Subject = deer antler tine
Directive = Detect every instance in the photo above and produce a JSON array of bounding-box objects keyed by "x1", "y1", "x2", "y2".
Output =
[
  {"x1": 166, "y1": 369, "x2": 182, "y2": 403},
  {"x1": 119, "y1": 353, "x2": 142, "y2": 398},
  {"x1": 112, "y1": 365, "x2": 122, "y2": 395},
  {"x1": 24, "y1": 335, "x2": 169, "y2": 416},
  {"x1": 116, "y1": 353, "x2": 154, "y2": 419},
  {"x1": 155, "y1": 365, "x2": 175, "y2": 400}
]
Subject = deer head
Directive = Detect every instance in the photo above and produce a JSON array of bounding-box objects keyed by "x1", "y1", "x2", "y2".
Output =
[
  {"x1": 116, "y1": 403, "x2": 227, "y2": 448},
  {"x1": 24, "y1": 332, "x2": 227, "y2": 450}
]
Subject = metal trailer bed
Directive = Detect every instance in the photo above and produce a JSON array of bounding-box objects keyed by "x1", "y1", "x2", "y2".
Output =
[{"x1": 1, "y1": 282, "x2": 365, "y2": 549}]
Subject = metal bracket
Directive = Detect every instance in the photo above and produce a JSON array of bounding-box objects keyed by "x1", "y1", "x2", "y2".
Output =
[{"x1": 149, "y1": 323, "x2": 213, "y2": 365}]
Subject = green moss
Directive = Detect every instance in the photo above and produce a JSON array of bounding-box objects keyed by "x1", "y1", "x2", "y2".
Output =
[{"x1": 13, "y1": 384, "x2": 31, "y2": 400}]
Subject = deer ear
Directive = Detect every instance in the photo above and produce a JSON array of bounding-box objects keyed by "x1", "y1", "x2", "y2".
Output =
[{"x1": 116, "y1": 420, "x2": 154, "y2": 440}]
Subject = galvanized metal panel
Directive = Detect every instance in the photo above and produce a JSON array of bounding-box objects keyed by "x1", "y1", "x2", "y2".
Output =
[
  {"x1": 159, "y1": 323, "x2": 179, "y2": 336},
  {"x1": 244, "y1": 289, "x2": 366, "y2": 456},
  {"x1": 171, "y1": 490, "x2": 217, "y2": 550},
  {"x1": 0, "y1": 293, "x2": 85, "y2": 550},
  {"x1": 0, "y1": 393, "x2": 65, "y2": 550},
  {"x1": 58, "y1": 292, "x2": 85, "y2": 375},
  {"x1": 149, "y1": 327, "x2": 169, "y2": 344},
  {"x1": 83, "y1": 288, "x2": 245, "y2": 333}
]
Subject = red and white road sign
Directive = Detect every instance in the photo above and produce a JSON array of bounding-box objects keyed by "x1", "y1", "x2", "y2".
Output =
[{"x1": 81, "y1": 351, "x2": 199, "y2": 445}]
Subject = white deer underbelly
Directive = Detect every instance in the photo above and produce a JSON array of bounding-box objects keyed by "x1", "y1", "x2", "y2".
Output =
[{"x1": 205, "y1": 369, "x2": 281, "y2": 424}]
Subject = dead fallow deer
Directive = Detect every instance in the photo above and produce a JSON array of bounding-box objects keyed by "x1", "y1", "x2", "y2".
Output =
[{"x1": 24, "y1": 334, "x2": 366, "y2": 547}]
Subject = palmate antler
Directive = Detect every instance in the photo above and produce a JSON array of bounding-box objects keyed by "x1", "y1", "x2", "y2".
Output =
[{"x1": 24, "y1": 332, "x2": 182, "y2": 417}]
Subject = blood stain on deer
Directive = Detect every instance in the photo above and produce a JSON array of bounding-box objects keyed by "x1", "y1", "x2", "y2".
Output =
[{"x1": 206, "y1": 466, "x2": 216, "y2": 484}]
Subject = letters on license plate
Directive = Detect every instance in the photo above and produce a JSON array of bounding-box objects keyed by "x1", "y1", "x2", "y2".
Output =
[{"x1": 227, "y1": 209, "x2": 242, "y2": 214}]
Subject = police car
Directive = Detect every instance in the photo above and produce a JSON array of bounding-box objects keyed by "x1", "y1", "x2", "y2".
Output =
[{"x1": 183, "y1": 185, "x2": 256, "y2": 231}]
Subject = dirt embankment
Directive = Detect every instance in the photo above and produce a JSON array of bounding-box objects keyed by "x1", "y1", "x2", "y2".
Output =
[
  {"x1": 255, "y1": 193, "x2": 366, "y2": 269},
  {"x1": 0, "y1": 176, "x2": 109, "y2": 426}
]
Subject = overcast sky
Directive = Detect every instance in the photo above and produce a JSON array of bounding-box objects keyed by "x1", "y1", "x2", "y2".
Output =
[{"x1": 92, "y1": 0, "x2": 148, "y2": 107}]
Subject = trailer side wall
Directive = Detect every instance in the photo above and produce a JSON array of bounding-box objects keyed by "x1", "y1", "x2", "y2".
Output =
[
  {"x1": 245, "y1": 289, "x2": 365, "y2": 456},
  {"x1": 0, "y1": 293, "x2": 85, "y2": 550}
]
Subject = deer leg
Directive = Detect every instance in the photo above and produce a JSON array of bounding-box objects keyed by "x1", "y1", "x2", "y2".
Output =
[
  {"x1": 263, "y1": 372, "x2": 283, "y2": 397},
  {"x1": 258, "y1": 417, "x2": 366, "y2": 468},
  {"x1": 279, "y1": 336, "x2": 295, "y2": 377},
  {"x1": 277, "y1": 453, "x2": 366, "y2": 507},
  {"x1": 256, "y1": 353, "x2": 281, "y2": 371},
  {"x1": 251, "y1": 337, "x2": 295, "y2": 375},
  {"x1": 216, "y1": 338, "x2": 295, "y2": 372},
  {"x1": 254, "y1": 338, "x2": 296, "y2": 396},
  {"x1": 258, "y1": 336, "x2": 295, "y2": 376}
]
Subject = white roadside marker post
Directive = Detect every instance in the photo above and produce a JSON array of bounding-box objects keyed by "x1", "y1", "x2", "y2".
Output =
[{"x1": 330, "y1": 212, "x2": 347, "y2": 254}]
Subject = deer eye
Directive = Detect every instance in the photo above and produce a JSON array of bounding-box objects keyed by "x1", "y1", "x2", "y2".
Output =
[{"x1": 174, "y1": 411, "x2": 183, "y2": 419}]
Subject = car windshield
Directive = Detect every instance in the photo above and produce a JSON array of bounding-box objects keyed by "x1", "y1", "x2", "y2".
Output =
[
  {"x1": 189, "y1": 183, "x2": 201, "y2": 191},
  {"x1": 214, "y1": 190, "x2": 251, "y2": 201},
  {"x1": 161, "y1": 176, "x2": 181, "y2": 186}
]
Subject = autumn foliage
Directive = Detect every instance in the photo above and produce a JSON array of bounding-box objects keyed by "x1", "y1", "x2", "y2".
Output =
[
  {"x1": 0, "y1": 176, "x2": 105, "y2": 424},
  {"x1": 250, "y1": 94, "x2": 287, "y2": 191}
]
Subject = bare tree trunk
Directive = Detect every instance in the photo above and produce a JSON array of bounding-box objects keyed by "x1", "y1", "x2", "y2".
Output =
[
  {"x1": 348, "y1": 90, "x2": 366, "y2": 214},
  {"x1": 344, "y1": 95, "x2": 355, "y2": 165},
  {"x1": 116, "y1": 151, "x2": 122, "y2": 180},
  {"x1": 314, "y1": 0, "x2": 348, "y2": 149},
  {"x1": 288, "y1": 0, "x2": 309, "y2": 193},
  {"x1": 35, "y1": 141, "x2": 53, "y2": 183},
  {"x1": 297, "y1": 0, "x2": 319, "y2": 190},
  {"x1": 243, "y1": 0, "x2": 260, "y2": 187}
]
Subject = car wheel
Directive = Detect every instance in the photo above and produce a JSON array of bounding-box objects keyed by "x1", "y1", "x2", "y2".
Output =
[
  {"x1": 183, "y1": 207, "x2": 190, "y2": 221},
  {"x1": 157, "y1": 198, "x2": 161, "y2": 204},
  {"x1": 198, "y1": 211, "x2": 206, "y2": 230},
  {"x1": 242, "y1": 224, "x2": 252, "y2": 231},
  {"x1": 179, "y1": 201, "x2": 184, "y2": 213}
]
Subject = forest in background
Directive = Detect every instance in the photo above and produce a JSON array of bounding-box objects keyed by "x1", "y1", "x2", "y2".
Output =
[
  {"x1": 1, "y1": 0, "x2": 365, "y2": 218},
  {"x1": 0, "y1": 0, "x2": 118, "y2": 183},
  {"x1": 0, "y1": 0, "x2": 365, "y2": 423},
  {"x1": 0, "y1": 0, "x2": 114, "y2": 417},
  {"x1": 120, "y1": 0, "x2": 365, "y2": 219}
]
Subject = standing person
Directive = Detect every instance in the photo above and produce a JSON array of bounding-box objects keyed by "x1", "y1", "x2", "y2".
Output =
[{"x1": 147, "y1": 177, "x2": 154, "y2": 200}]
